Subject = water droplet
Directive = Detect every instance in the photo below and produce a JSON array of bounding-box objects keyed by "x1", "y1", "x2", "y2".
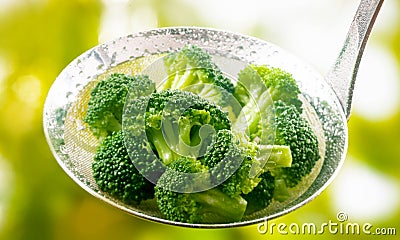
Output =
[
  {"x1": 76, "y1": 83, "x2": 83, "y2": 91},
  {"x1": 59, "y1": 144, "x2": 68, "y2": 155},
  {"x1": 66, "y1": 91, "x2": 74, "y2": 101},
  {"x1": 75, "y1": 119, "x2": 87, "y2": 131},
  {"x1": 97, "y1": 64, "x2": 104, "y2": 70}
]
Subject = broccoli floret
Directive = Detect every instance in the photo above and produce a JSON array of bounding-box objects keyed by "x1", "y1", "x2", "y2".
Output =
[
  {"x1": 160, "y1": 45, "x2": 235, "y2": 106},
  {"x1": 123, "y1": 89, "x2": 231, "y2": 181},
  {"x1": 233, "y1": 65, "x2": 302, "y2": 141},
  {"x1": 242, "y1": 171, "x2": 275, "y2": 214},
  {"x1": 84, "y1": 73, "x2": 155, "y2": 138},
  {"x1": 201, "y1": 129, "x2": 255, "y2": 197},
  {"x1": 202, "y1": 129, "x2": 292, "y2": 199},
  {"x1": 232, "y1": 64, "x2": 320, "y2": 205},
  {"x1": 265, "y1": 100, "x2": 320, "y2": 202},
  {"x1": 234, "y1": 65, "x2": 302, "y2": 109},
  {"x1": 154, "y1": 157, "x2": 247, "y2": 223},
  {"x1": 92, "y1": 130, "x2": 154, "y2": 205},
  {"x1": 251, "y1": 65, "x2": 302, "y2": 109}
]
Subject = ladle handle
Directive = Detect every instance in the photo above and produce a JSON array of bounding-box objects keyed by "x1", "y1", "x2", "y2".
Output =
[{"x1": 326, "y1": 0, "x2": 384, "y2": 120}]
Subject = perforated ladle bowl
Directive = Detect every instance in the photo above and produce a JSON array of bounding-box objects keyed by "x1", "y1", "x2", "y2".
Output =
[{"x1": 43, "y1": 0, "x2": 383, "y2": 228}]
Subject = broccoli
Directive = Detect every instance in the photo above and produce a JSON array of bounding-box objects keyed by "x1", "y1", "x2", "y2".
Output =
[
  {"x1": 201, "y1": 129, "x2": 292, "y2": 198},
  {"x1": 201, "y1": 129, "x2": 255, "y2": 197},
  {"x1": 154, "y1": 128, "x2": 292, "y2": 224},
  {"x1": 84, "y1": 73, "x2": 155, "y2": 138},
  {"x1": 154, "y1": 157, "x2": 247, "y2": 224},
  {"x1": 84, "y1": 50, "x2": 322, "y2": 224},
  {"x1": 122, "y1": 89, "x2": 231, "y2": 182},
  {"x1": 264, "y1": 100, "x2": 320, "y2": 202},
  {"x1": 232, "y1": 64, "x2": 320, "y2": 205},
  {"x1": 233, "y1": 65, "x2": 302, "y2": 142},
  {"x1": 92, "y1": 130, "x2": 155, "y2": 205},
  {"x1": 242, "y1": 171, "x2": 275, "y2": 214},
  {"x1": 159, "y1": 45, "x2": 235, "y2": 107}
]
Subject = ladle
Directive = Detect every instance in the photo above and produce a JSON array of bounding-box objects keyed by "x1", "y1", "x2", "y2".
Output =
[
  {"x1": 327, "y1": 0, "x2": 384, "y2": 119},
  {"x1": 43, "y1": 0, "x2": 383, "y2": 228}
]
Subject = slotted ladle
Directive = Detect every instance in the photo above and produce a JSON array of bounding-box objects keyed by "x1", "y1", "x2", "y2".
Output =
[{"x1": 43, "y1": 0, "x2": 383, "y2": 228}]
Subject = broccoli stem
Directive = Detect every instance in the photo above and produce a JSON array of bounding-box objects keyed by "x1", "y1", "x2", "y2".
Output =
[
  {"x1": 192, "y1": 188, "x2": 247, "y2": 223},
  {"x1": 176, "y1": 123, "x2": 201, "y2": 159},
  {"x1": 233, "y1": 99, "x2": 259, "y2": 134},
  {"x1": 233, "y1": 90, "x2": 273, "y2": 140},
  {"x1": 177, "y1": 118, "x2": 194, "y2": 147},
  {"x1": 170, "y1": 69, "x2": 196, "y2": 90},
  {"x1": 257, "y1": 145, "x2": 292, "y2": 170},
  {"x1": 193, "y1": 84, "x2": 222, "y2": 104},
  {"x1": 147, "y1": 128, "x2": 178, "y2": 165},
  {"x1": 105, "y1": 116, "x2": 123, "y2": 133},
  {"x1": 248, "y1": 144, "x2": 292, "y2": 179},
  {"x1": 272, "y1": 178, "x2": 290, "y2": 202}
]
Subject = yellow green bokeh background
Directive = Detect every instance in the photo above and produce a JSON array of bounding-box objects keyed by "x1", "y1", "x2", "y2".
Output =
[{"x1": 0, "y1": 0, "x2": 399, "y2": 239}]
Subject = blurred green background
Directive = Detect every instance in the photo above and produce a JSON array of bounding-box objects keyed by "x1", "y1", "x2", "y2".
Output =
[{"x1": 0, "y1": 0, "x2": 399, "y2": 239}]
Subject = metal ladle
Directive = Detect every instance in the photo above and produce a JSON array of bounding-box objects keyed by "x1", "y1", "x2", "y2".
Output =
[{"x1": 43, "y1": 0, "x2": 383, "y2": 228}]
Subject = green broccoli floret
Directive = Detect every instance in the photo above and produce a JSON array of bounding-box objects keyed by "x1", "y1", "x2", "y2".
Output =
[
  {"x1": 234, "y1": 65, "x2": 302, "y2": 109},
  {"x1": 154, "y1": 157, "x2": 247, "y2": 224},
  {"x1": 201, "y1": 129, "x2": 292, "y2": 199},
  {"x1": 123, "y1": 89, "x2": 231, "y2": 180},
  {"x1": 84, "y1": 73, "x2": 155, "y2": 138},
  {"x1": 265, "y1": 100, "x2": 320, "y2": 202},
  {"x1": 92, "y1": 130, "x2": 154, "y2": 205},
  {"x1": 232, "y1": 64, "x2": 320, "y2": 205},
  {"x1": 242, "y1": 171, "x2": 275, "y2": 214},
  {"x1": 160, "y1": 45, "x2": 235, "y2": 106},
  {"x1": 233, "y1": 65, "x2": 302, "y2": 142},
  {"x1": 201, "y1": 129, "x2": 255, "y2": 197}
]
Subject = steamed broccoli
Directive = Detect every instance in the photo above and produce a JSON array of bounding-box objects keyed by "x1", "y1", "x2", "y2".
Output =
[
  {"x1": 242, "y1": 171, "x2": 275, "y2": 214},
  {"x1": 92, "y1": 130, "x2": 155, "y2": 205},
  {"x1": 159, "y1": 45, "x2": 235, "y2": 106},
  {"x1": 84, "y1": 73, "x2": 155, "y2": 138},
  {"x1": 201, "y1": 129, "x2": 255, "y2": 197},
  {"x1": 84, "y1": 49, "x2": 322, "y2": 224},
  {"x1": 234, "y1": 65, "x2": 302, "y2": 109},
  {"x1": 201, "y1": 129, "x2": 292, "y2": 198},
  {"x1": 123, "y1": 89, "x2": 231, "y2": 180},
  {"x1": 154, "y1": 157, "x2": 247, "y2": 223},
  {"x1": 232, "y1": 64, "x2": 320, "y2": 205},
  {"x1": 233, "y1": 65, "x2": 302, "y2": 141},
  {"x1": 264, "y1": 100, "x2": 320, "y2": 202},
  {"x1": 154, "y1": 127, "x2": 293, "y2": 223}
]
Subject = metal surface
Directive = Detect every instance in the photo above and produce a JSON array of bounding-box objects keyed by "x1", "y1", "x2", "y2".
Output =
[{"x1": 327, "y1": 0, "x2": 384, "y2": 119}]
